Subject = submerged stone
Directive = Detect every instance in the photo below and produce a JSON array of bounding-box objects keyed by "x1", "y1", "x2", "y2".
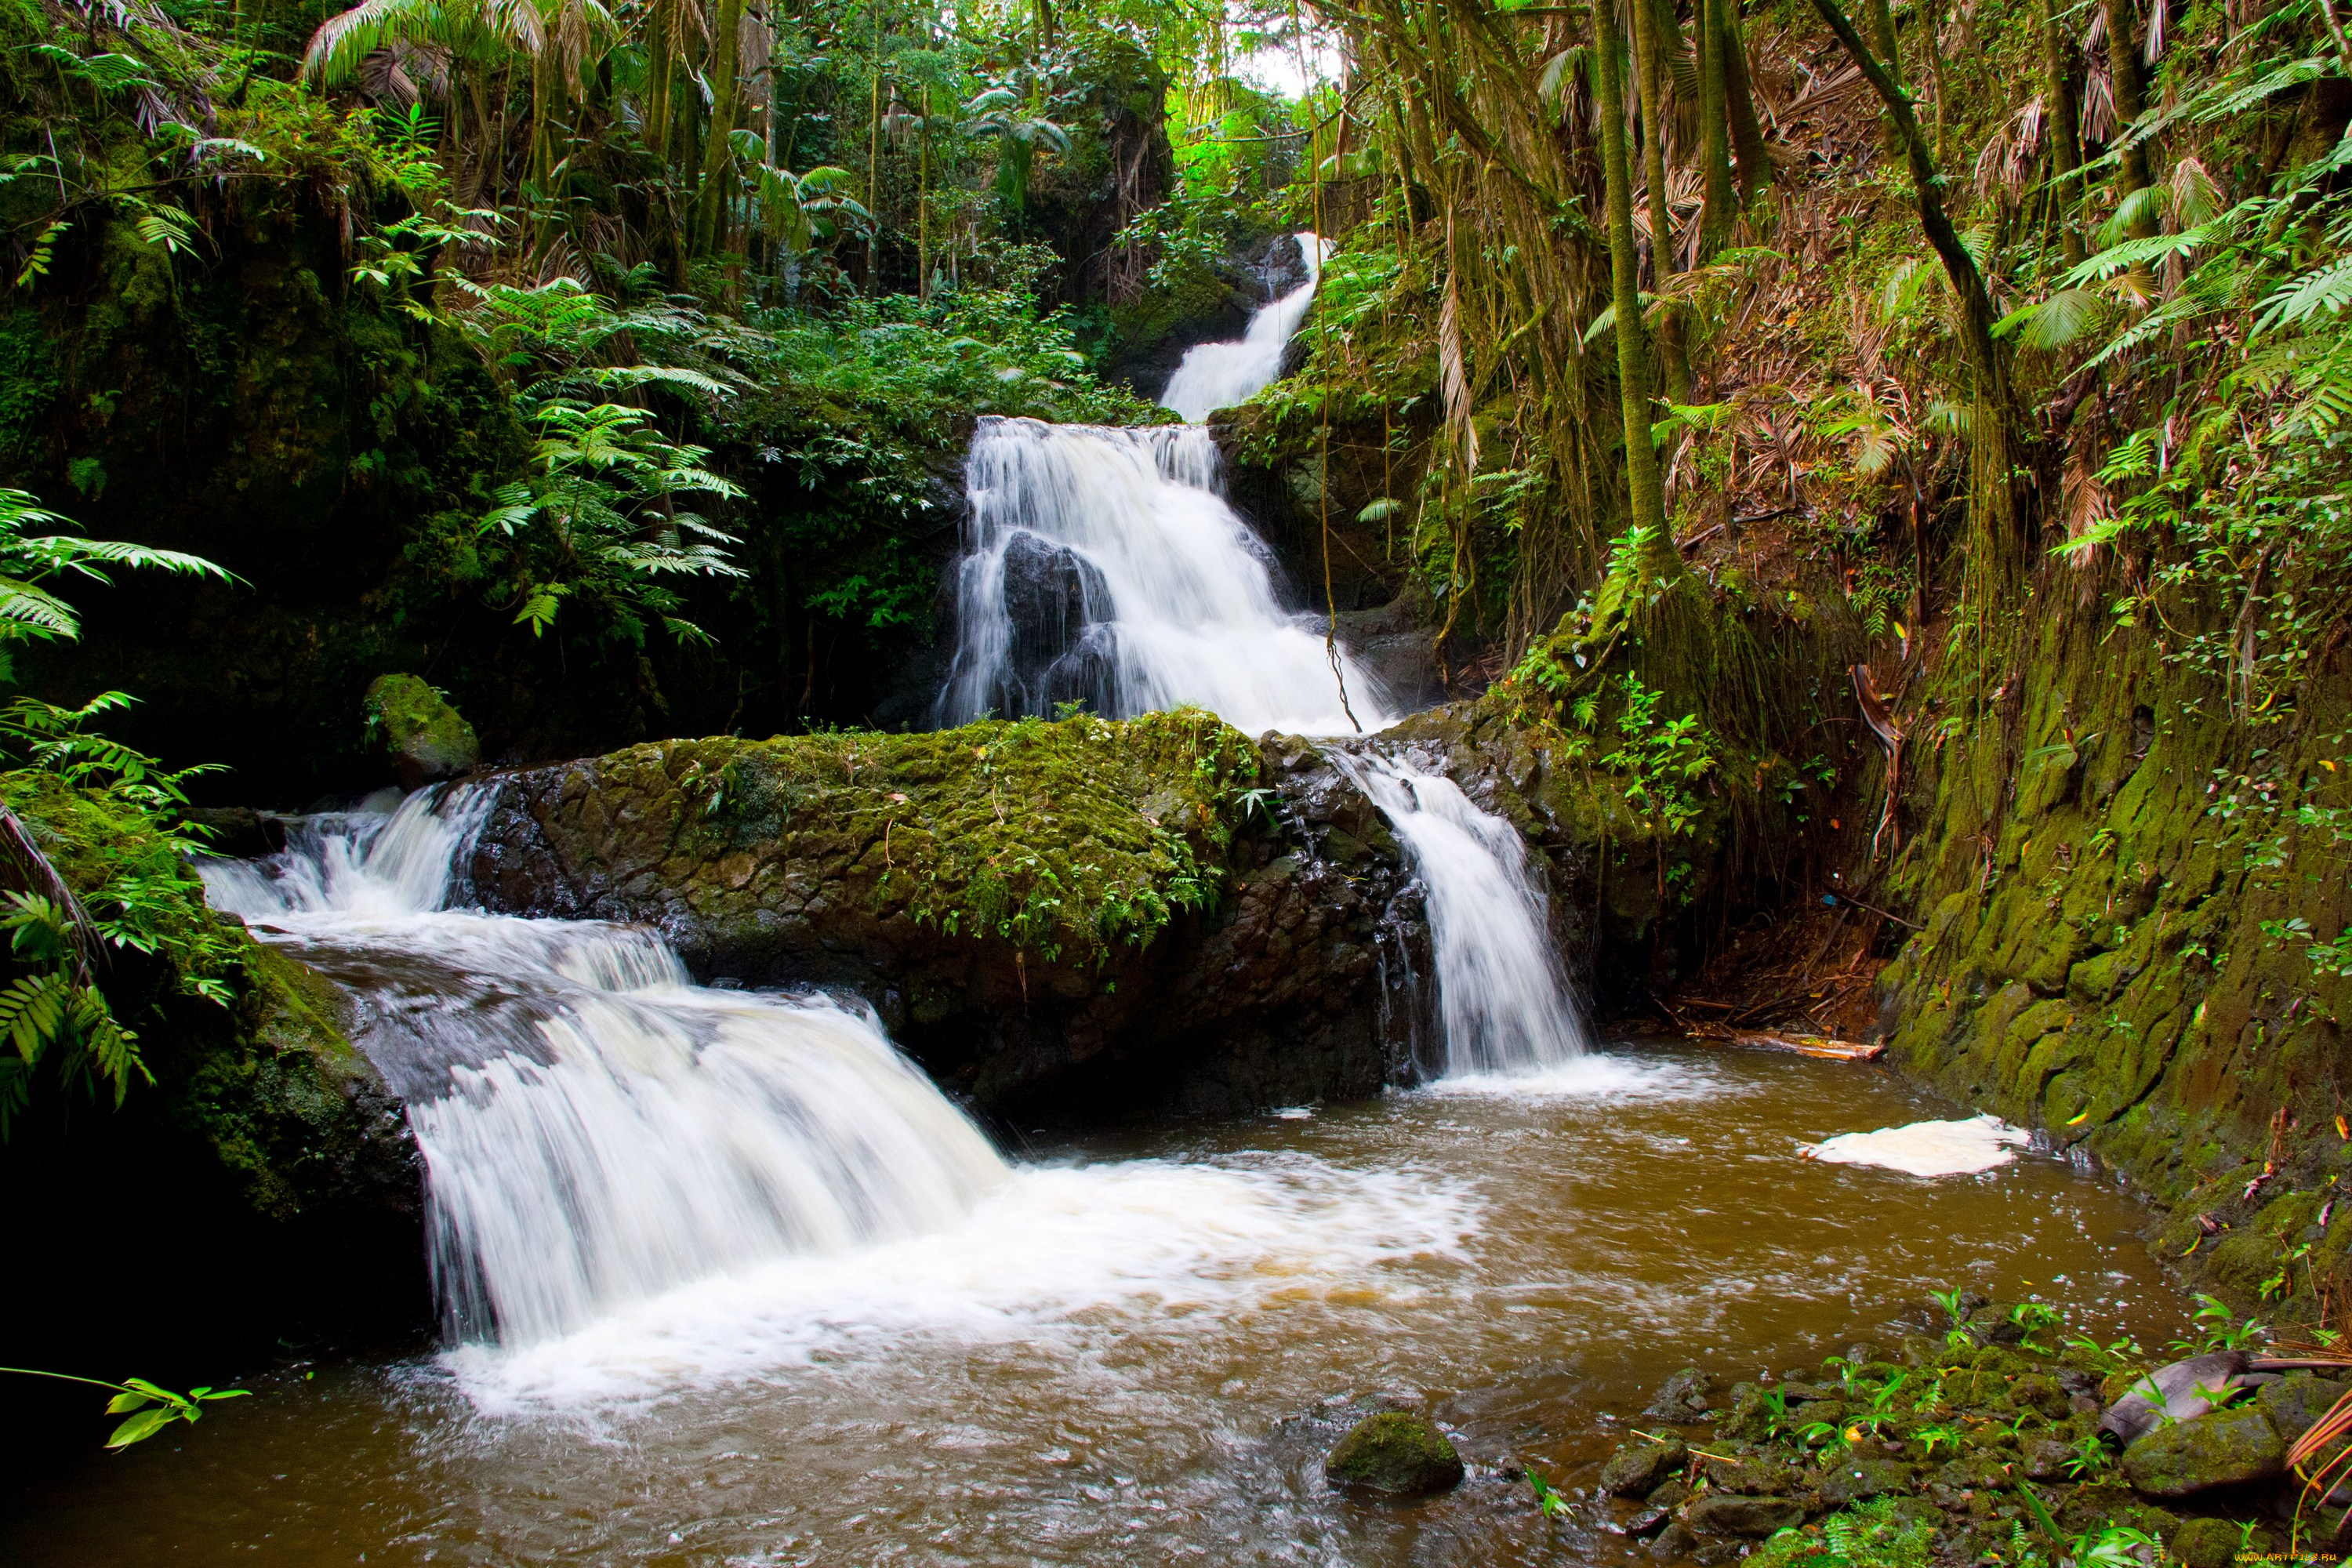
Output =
[
  {"x1": 1323, "y1": 1411, "x2": 1465, "y2": 1496},
  {"x1": 1646, "y1": 1367, "x2": 1714, "y2": 1420},
  {"x1": 2119, "y1": 1405, "x2": 2284, "y2": 1497},
  {"x1": 365, "y1": 673, "x2": 479, "y2": 789}
]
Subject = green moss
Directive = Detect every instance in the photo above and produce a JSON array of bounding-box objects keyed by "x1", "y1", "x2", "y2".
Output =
[
  {"x1": 648, "y1": 707, "x2": 1260, "y2": 964},
  {"x1": 364, "y1": 673, "x2": 479, "y2": 782}
]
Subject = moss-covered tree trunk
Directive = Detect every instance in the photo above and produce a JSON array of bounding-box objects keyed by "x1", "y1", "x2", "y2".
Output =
[
  {"x1": 1698, "y1": 0, "x2": 1738, "y2": 260},
  {"x1": 694, "y1": 0, "x2": 747, "y2": 255},
  {"x1": 1592, "y1": 1, "x2": 1675, "y2": 574},
  {"x1": 1631, "y1": 0, "x2": 1692, "y2": 401},
  {"x1": 2102, "y1": 0, "x2": 2156, "y2": 225},
  {"x1": 2042, "y1": 0, "x2": 2088, "y2": 266}
]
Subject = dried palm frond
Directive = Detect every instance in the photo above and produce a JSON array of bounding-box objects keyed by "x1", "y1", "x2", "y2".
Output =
[
  {"x1": 1439, "y1": 268, "x2": 1481, "y2": 473},
  {"x1": 2061, "y1": 447, "x2": 2114, "y2": 568}
]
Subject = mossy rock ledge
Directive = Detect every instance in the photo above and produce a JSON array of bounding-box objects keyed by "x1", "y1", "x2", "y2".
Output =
[
  {"x1": 466, "y1": 713, "x2": 1429, "y2": 1121},
  {"x1": 365, "y1": 673, "x2": 480, "y2": 789}
]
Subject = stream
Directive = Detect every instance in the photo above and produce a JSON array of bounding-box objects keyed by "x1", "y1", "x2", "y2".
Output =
[{"x1": 11, "y1": 1045, "x2": 2178, "y2": 1566}]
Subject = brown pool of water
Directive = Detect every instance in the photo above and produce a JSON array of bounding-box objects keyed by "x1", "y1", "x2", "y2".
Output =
[{"x1": 6, "y1": 1043, "x2": 2187, "y2": 1566}]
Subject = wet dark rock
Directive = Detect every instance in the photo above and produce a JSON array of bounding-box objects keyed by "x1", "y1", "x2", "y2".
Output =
[
  {"x1": 1624, "y1": 1506, "x2": 1673, "y2": 1538},
  {"x1": 1648, "y1": 1522, "x2": 1698, "y2": 1559},
  {"x1": 1646, "y1": 1479, "x2": 1695, "y2": 1512},
  {"x1": 2021, "y1": 1438, "x2": 2078, "y2": 1481},
  {"x1": 2256, "y1": 1374, "x2": 2350, "y2": 1443},
  {"x1": 2010, "y1": 1373, "x2": 2071, "y2": 1418},
  {"x1": 994, "y1": 532, "x2": 1116, "y2": 715},
  {"x1": 1599, "y1": 1439, "x2": 1687, "y2": 1497},
  {"x1": 2119, "y1": 1405, "x2": 2285, "y2": 1497},
  {"x1": 1646, "y1": 1367, "x2": 1715, "y2": 1421},
  {"x1": 181, "y1": 806, "x2": 287, "y2": 859},
  {"x1": 1819, "y1": 1457, "x2": 1913, "y2": 1510},
  {"x1": 2171, "y1": 1516, "x2": 2259, "y2": 1568},
  {"x1": 1681, "y1": 1492, "x2": 1803, "y2": 1537},
  {"x1": 1323, "y1": 1411, "x2": 1465, "y2": 1496}
]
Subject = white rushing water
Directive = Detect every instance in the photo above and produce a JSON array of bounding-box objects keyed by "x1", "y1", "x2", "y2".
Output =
[
  {"x1": 935, "y1": 419, "x2": 1394, "y2": 734},
  {"x1": 202, "y1": 789, "x2": 1010, "y2": 1347},
  {"x1": 936, "y1": 231, "x2": 1390, "y2": 736},
  {"x1": 1332, "y1": 750, "x2": 1592, "y2": 1079},
  {"x1": 1159, "y1": 232, "x2": 1331, "y2": 423}
]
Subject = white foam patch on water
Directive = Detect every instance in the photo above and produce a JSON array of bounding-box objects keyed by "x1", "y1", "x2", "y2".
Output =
[
  {"x1": 441, "y1": 1152, "x2": 1477, "y2": 1413},
  {"x1": 1806, "y1": 1113, "x2": 2031, "y2": 1176},
  {"x1": 1422, "y1": 1052, "x2": 1721, "y2": 1102}
]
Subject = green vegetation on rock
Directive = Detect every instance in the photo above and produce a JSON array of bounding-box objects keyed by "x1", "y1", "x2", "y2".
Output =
[{"x1": 1322, "y1": 1410, "x2": 1465, "y2": 1497}]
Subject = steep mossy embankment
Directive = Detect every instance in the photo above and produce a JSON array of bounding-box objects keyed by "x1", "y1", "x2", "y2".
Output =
[
  {"x1": 1876, "y1": 598, "x2": 2352, "y2": 1322},
  {"x1": 0, "y1": 771, "x2": 422, "y2": 1359},
  {"x1": 468, "y1": 710, "x2": 1425, "y2": 1120}
]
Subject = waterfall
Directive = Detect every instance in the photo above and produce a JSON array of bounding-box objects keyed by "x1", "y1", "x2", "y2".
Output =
[
  {"x1": 203, "y1": 789, "x2": 1009, "y2": 1347},
  {"x1": 934, "y1": 419, "x2": 1394, "y2": 735},
  {"x1": 1330, "y1": 750, "x2": 1590, "y2": 1078},
  {"x1": 935, "y1": 232, "x2": 1388, "y2": 736},
  {"x1": 1160, "y1": 232, "x2": 1331, "y2": 423}
]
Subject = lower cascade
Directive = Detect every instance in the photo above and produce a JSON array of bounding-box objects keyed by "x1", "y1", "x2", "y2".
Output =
[
  {"x1": 1331, "y1": 750, "x2": 1591, "y2": 1077},
  {"x1": 200, "y1": 787, "x2": 1010, "y2": 1346}
]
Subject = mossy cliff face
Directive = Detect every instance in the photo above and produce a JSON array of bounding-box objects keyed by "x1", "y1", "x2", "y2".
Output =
[
  {"x1": 0, "y1": 773, "x2": 424, "y2": 1356},
  {"x1": 466, "y1": 710, "x2": 1424, "y2": 1120},
  {"x1": 1876, "y1": 602, "x2": 2352, "y2": 1319}
]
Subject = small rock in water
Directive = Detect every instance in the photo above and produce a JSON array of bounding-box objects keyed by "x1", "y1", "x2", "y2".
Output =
[
  {"x1": 1323, "y1": 1411, "x2": 1465, "y2": 1497},
  {"x1": 1644, "y1": 1367, "x2": 1714, "y2": 1421},
  {"x1": 1598, "y1": 1438, "x2": 1686, "y2": 1497}
]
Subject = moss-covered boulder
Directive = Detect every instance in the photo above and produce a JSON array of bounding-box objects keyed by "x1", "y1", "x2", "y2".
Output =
[
  {"x1": 469, "y1": 713, "x2": 1423, "y2": 1119},
  {"x1": 365, "y1": 673, "x2": 479, "y2": 789},
  {"x1": 2119, "y1": 1405, "x2": 2285, "y2": 1498},
  {"x1": 1323, "y1": 1411, "x2": 1465, "y2": 1496}
]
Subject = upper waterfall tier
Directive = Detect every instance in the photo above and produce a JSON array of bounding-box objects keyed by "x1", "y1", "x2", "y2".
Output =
[
  {"x1": 1159, "y1": 232, "x2": 1331, "y2": 422},
  {"x1": 935, "y1": 418, "x2": 1394, "y2": 735}
]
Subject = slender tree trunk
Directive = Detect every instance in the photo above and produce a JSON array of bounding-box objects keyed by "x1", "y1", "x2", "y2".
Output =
[
  {"x1": 1592, "y1": 0, "x2": 1674, "y2": 572},
  {"x1": 868, "y1": 0, "x2": 884, "y2": 289},
  {"x1": 694, "y1": 0, "x2": 746, "y2": 254},
  {"x1": 2041, "y1": 0, "x2": 2087, "y2": 265},
  {"x1": 917, "y1": 85, "x2": 931, "y2": 299},
  {"x1": 1698, "y1": 0, "x2": 1737, "y2": 260},
  {"x1": 647, "y1": 0, "x2": 674, "y2": 165},
  {"x1": 1720, "y1": 0, "x2": 1770, "y2": 202},
  {"x1": 1629, "y1": 0, "x2": 1690, "y2": 400},
  {"x1": 1809, "y1": 0, "x2": 2015, "y2": 547},
  {"x1": 2102, "y1": 0, "x2": 2155, "y2": 227},
  {"x1": 528, "y1": 48, "x2": 555, "y2": 256}
]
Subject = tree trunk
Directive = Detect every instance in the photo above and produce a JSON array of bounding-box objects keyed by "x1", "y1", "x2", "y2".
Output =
[
  {"x1": 2041, "y1": 0, "x2": 2087, "y2": 265},
  {"x1": 2101, "y1": 0, "x2": 2155, "y2": 228},
  {"x1": 1592, "y1": 0, "x2": 1674, "y2": 572},
  {"x1": 693, "y1": 0, "x2": 746, "y2": 254},
  {"x1": 1809, "y1": 0, "x2": 2015, "y2": 546},
  {"x1": 1629, "y1": 0, "x2": 1691, "y2": 400},
  {"x1": 1698, "y1": 0, "x2": 1737, "y2": 260}
]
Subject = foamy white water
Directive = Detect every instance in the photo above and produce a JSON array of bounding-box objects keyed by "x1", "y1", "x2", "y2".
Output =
[
  {"x1": 445, "y1": 1150, "x2": 1478, "y2": 1409},
  {"x1": 202, "y1": 788, "x2": 1011, "y2": 1347},
  {"x1": 935, "y1": 418, "x2": 1392, "y2": 733},
  {"x1": 1160, "y1": 232, "x2": 1331, "y2": 421},
  {"x1": 1333, "y1": 750, "x2": 1590, "y2": 1077},
  {"x1": 1806, "y1": 1114, "x2": 2031, "y2": 1177}
]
